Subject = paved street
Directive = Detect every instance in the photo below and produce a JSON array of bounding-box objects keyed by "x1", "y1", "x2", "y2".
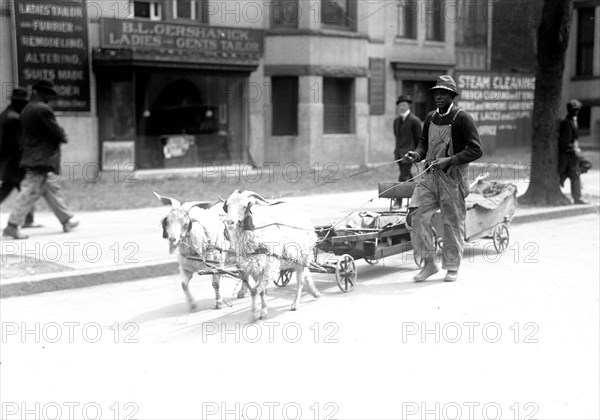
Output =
[{"x1": 1, "y1": 214, "x2": 598, "y2": 419}]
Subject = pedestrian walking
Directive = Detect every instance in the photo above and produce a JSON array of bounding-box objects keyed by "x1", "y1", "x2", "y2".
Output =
[
  {"x1": 558, "y1": 99, "x2": 588, "y2": 205},
  {"x1": 0, "y1": 87, "x2": 37, "y2": 227},
  {"x1": 2, "y1": 80, "x2": 79, "y2": 240},
  {"x1": 393, "y1": 95, "x2": 422, "y2": 208},
  {"x1": 404, "y1": 75, "x2": 483, "y2": 282}
]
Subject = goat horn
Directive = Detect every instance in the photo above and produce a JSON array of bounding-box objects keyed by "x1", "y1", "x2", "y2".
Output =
[
  {"x1": 153, "y1": 191, "x2": 181, "y2": 208},
  {"x1": 247, "y1": 192, "x2": 269, "y2": 203},
  {"x1": 217, "y1": 195, "x2": 226, "y2": 203}
]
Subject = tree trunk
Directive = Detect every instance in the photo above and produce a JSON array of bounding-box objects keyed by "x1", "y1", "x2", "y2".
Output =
[{"x1": 520, "y1": 0, "x2": 573, "y2": 206}]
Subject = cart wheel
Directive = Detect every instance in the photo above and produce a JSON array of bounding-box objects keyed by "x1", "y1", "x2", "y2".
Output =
[
  {"x1": 335, "y1": 254, "x2": 357, "y2": 293},
  {"x1": 365, "y1": 258, "x2": 380, "y2": 265},
  {"x1": 493, "y1": 224, "x2": 510, "y2": 253},
  {"x1": 413, "y1": 252, "x2": 424, "y2": 268},
  {"x1": 275, "y1": 269, "x2": 293, "y2": 287},
  {"x1": 414, "y1": 228, "x2": 440, "y2": 268}
]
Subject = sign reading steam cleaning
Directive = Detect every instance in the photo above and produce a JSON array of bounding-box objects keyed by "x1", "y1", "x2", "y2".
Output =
[{"x1": 13, "y1": 0, "x2": 91, "y2": 112}]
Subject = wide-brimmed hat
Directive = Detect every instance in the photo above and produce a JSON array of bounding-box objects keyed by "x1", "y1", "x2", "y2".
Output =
[
  {"x1": 10, "y1": 87, "x2": 28, "y2": 102},
  {"x1": 429, "y1": 75, "x2": 460, "y2": 96},
  {"x1": 567, "y1": 99, "x2": 582, "y2": 111},
  {"x1": 396, "y1": 95, "x2": 413, "y2": 105},
  {"x1": 33, "y1": 80, "x2": 58, "y2": 96}
]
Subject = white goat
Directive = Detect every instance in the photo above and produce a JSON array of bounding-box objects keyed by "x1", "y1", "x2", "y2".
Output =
[
  {"x1": 222, "y1": 189, "x2": 320, "y2": 321},
  {"x1": 154, "y1": 191, "x2": 246, "y2": 311}
]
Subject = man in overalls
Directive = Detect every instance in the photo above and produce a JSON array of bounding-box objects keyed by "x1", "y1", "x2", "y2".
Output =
[{"x1": 404, "y1": 76, "x2": 483, "y2": 282}]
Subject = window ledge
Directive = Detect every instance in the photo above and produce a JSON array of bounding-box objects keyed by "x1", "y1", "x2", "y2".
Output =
[
  {"x1": 394, "y1": 37, "x2": 418, "y2": 45},
  {"x1": 266, "y1": 28, "x2": 366, "y2": 40},
  {"x1": 571, "y1": 75, "x2": 600, "y2": 81},
  {"x1": 423, "y1": 40, "x2": 446, "y2": 47}
]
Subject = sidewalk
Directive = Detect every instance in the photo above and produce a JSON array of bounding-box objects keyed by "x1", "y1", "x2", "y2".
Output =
[{"x1": 2, "y1": 170, "x2": 598, "y2": 298}]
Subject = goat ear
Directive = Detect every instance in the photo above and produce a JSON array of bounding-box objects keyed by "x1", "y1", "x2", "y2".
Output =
[
  {"x1": 161, "y1": 217, "x2": 168, "y2": 239},
  {"x1": 187, "y1": 201, "x2": 213, "y2": 210},
  {"x1": 154, "y1": 191, "x2": 180, "y2": 208}
]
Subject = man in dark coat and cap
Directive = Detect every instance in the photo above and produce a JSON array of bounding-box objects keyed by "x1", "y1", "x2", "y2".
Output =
[
  {"x1": 394, "y1": 95, "x2": 422, "y2": 181},
  {"x1": 3, "y1": 80, "x2": 79, "y2": 240},
  {"x1": 558, "y1": 99, "x2": 587, "y2": 205},
  {"x1": 0, "y1": 87, "x2": 37, "y2": 227}
]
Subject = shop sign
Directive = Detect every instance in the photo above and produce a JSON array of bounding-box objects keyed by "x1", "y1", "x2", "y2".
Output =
[
  {"x1": 456, "y1": 72, "x2": 535, "y2": 137},
  {"x1": 100, "y1": 18, "x2": 264, "y2": 62},
  {"x1": 13, "y1": 0, "x2": 91, "y2": 112}
]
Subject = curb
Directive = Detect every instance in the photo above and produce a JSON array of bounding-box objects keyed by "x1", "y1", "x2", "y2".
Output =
[
  {"x1": 512, "y1": 203, "x2": 599, "y2": 224},
  {"x1": 2, "y1": 204, "x2": 598, "y2": 299},
  {"x1": 1, "y1": 260, "x2": 179, "y2": 299}
]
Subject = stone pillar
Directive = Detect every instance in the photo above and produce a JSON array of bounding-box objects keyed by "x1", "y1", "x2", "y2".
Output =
[
  {"x1": 354, "y1": 77, "x2": 369, "y2": 167},
  {"x1": 299, "y1": 0, "x2": 321, "y2": 31},
  {"x1": 299, "y1": 75, "x2": 323, "y2": 168}
]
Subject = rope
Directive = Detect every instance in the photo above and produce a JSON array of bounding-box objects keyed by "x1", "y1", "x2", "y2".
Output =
[{"x1": 274, "y1": 158, "x2": 411, "y2": 200}]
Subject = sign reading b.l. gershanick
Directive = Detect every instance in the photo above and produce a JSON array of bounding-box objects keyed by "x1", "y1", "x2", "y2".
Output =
[{"x1": 13, "y1": 0, "x2": 91, "y2": 112}]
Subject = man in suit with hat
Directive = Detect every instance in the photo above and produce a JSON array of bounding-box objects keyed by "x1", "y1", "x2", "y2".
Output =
[
  {"x1": 558, "y1": 99, "x2": 588, "y2": 205},
  {"x1": 3, "y1": 80, "x2": 79, "y2": 240},
  {"x1": 0, "y1": 87, "x2": 37, "y2": 227},
  {"x1": 393, "y1": 95, "x2": 422, "y2": 187},
  {"x1": 404, "y1": 75, "x2": 483, "y2": 282}
]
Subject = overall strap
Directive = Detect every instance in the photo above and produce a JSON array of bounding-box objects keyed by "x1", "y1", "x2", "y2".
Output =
[{"x1": 446, "y1": 108, "x2": 463, "y2": 156}]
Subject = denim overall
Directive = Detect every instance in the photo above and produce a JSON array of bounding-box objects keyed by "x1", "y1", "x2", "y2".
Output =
[{"x1": 411, "y1": 110, "x2": 468, "y2": 271}]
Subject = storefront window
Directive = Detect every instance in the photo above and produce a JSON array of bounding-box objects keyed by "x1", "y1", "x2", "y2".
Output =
[{"x1": 133, "y1": 71, "x2": 247, "y2": 168}]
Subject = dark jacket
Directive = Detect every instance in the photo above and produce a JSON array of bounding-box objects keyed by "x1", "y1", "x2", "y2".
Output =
[
  {"x1": 558, "y1": 116, "x2": 578, "y2": 155},
  {"x1": 414, "y1": 107, "x2": 483, "y2": 166},
  {"x1": 393, "y1": 112, "x2": 422, "y2": 158},
  {"x1": 19, "y1": 99, "x2": 68, "y2": 174},
  {"x1": 558, "y1": 116, "x2": 579, "y2": 176},
  {"x1": 0, "y1": 104, "x2": 25, "y2": 184}
]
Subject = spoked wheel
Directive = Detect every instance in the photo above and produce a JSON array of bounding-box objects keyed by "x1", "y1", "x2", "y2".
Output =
[
  {"x1": 413, "y1": 252, "x2": 424, "y2": 268},
  {"x1": 335, "y1": 254, "x2": 357, "y2": 293},
  {"x1": 365, "y1": 258, "x2": 380, "y2": 265},
  {"x1": 275, "y1": 269, "x2": 293, "y2": 287},
  {"x1": 414, "y1": 227, "x2": 440, "y2": 268},
  {"x1": 493, "y1": 224, "x2": 510, "y2": 253}
]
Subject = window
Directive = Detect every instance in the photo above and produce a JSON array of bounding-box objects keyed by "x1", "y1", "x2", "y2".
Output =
[
  {"x1": 397, "y1": 0, "x2": 417, "y2": 39},
  {"x1": 322, "y1": 0, "x2": 357, "y2": 30},
  {"x1": 456, "y1": 0, "x2": 488, "y2": 47},
  {"x1": 323, "y1": 78, "x2": 353, "y2": 134},
  {"x1": 576, "y1": 8, "x2": 595, "y2": 76},
  {"x1": 134, "y1": 1, "x2": 162, "y2": 20},
  {"x1": 271, "y1": 77, "x2": 298, "y2": 136},
  {"x1": 172, "y1": 0, "x2": 208, "y2": 23},
  {"x1": 271, "y1": 0, "x2": 299, "y2": 28},
  {"x1": 578, "y1": 105, "x2": 591, "y2": 135},
  {"x1": 425, "y1": 0, "x2": 444, "y2": 41}
]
